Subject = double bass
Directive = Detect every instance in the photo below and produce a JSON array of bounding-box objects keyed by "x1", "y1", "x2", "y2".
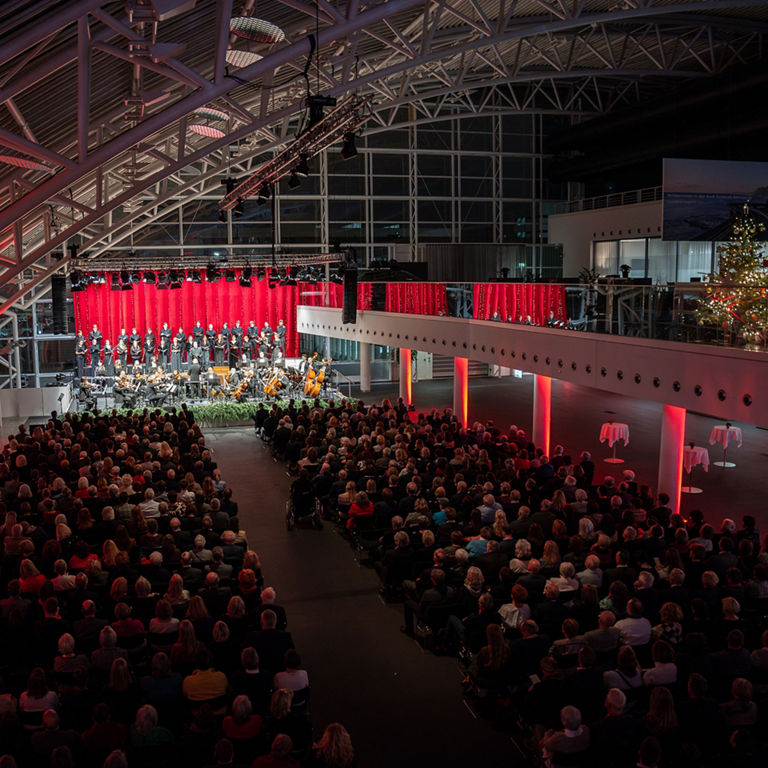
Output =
[
  {"x1": 302, "y1": 353, "x2": 319, "y2": 396},
  {"x1": 307, "y1": 356, "x2": 332, "y2": 397}
]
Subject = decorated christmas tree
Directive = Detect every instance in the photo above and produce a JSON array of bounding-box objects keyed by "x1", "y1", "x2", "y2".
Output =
[{"x1": 695, "y1": 203, "x2": 768, "y2": 346}]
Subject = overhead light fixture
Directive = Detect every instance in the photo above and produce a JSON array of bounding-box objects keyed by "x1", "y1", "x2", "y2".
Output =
[
  {"x1": 189, "y1": 124, "x2": 226, "y2": 139},
  {"x1": 239, "y1": 266, "x2": 252, "y2": 287},
  {"x1": 308, "y1": 94, "x2": 337, "y2": 128},
  {"x1": 143, "y1": 271, "x2": 156, "y2": 284},
  {"x1": 120, "y1": 268, "x2": 130, "y2": 284},
  {"x1": 225, "y1": 49, "x2": 263, "y2": 68},
  {"x1": 256, "y1": 183, "x2": 272, "y2": 205},
  {"x1": 111, "y1": 276, "x2": 122, "y2": 291},
  {"x1": 131, "y1": 271, "x2": 142, "y2": 284},
  {"x1": 156, "y1": 271, "x2": 168, "y2": 290},
  {"x1": 295, "y1": 154, "x2": 310, "y2": 177},
  {"x1": 188, "y1": 269, "x2": 202, "y2": 283},
  {"x1": 225, "y1": 269, "x2": 236, "y2": 282},
  {"x1": 194, "y1": 106, "x2": 229, "y2": 121},
  {"x1": 286, "y1": 171, "x2": 302, "y2": 190},
  {"x1": 340, "y1": 132, "x2": 357, "y2": 160},
  {"x1": 234, "y1": 198, "x2": 244, "y2": 217},
  {"x1": 206, "y1": 264, "x2": 220, "y2": 282},
  {"x1": 229, "y1": 16, "x2": 285, "y2": 43},
  {"x1": 256, "y1": 266, "x2": 266, "y2": 281},
  {"x1": 69, "y1": 270, "x2": 85, "y2": 292}
]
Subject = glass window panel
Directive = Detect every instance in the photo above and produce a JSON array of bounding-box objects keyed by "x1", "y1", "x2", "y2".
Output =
[
  {"x1": 504, "y1": 133, "x2": 533, "y2": 153},
  {"x1": 280, "y1": 199, "x2": 321, "y2": 221},
  {"x1": 372, "y1": 154, "x2": 408, "y2": 175},
  {"x1": 232, "y1": 223, "x2": 273, "y2": 244},
  {"x1": 373, "y1": 222, "x2": 408, "y2": 240},
  {"x1": 366, "y1": 130, "x2": 409, "y2": 149},
  {"x1": 619, "y1": 239, "x2": 646, "y2": 277},
  {"x1": 462, "y1": 223, "x2": 493, "y2": 242},
  {"x1": 503, "y1": 157, "x2": 532, "y2": 179},
  {"x1": 503, "y1": 178, "x2": 531, "y2": 198},
  {"x1": 543, "y1": 180, "x2": 567, "y2": 201},
  {"x1": 373, "y1": 200, "x2": 408, "y2": 221},
  {"x1": 370, "y1": 177, "x2": 408, "y2": 196},
  {"x1": 462, "y1": 116, "x2": 492, "y2": 133},
  {"x1": 460, "y1": 132, "x2": 493, "y2": 152},
  {"x1": 281, "y1": 222, "x2": 322, "y2": 243},
  {"x1": 462, "y1": 200, "x2": 493, "y2": 222},
  {"x1": 329, "y1": 200, "x2": 364, "y2": 221},
  {"x1": 330, "y1": 221, "x2": 366, "y2": 243},
  {"x1": 594, "y1": 241, "x2": 618, "y2": 275},
  {"x1": 678, "y1": 242, "x2": 712, "y2": 282},
  {"x1": 461, "y1": 155, "x2": 493, "y2": 177},
  {"x1": 417, "y1": 177, "x2": 451, "y2": 197},
  {"x1": 38, "y1": 339, "x2": 75, "y2": 373},
  {"x1": 502, "y1": 115, "x2": 532, "y2": 134},
  {"x1": 418, "y1": 199, "x2": 451, "y2": 221},
  {"x1": 183, "y1": 223, "x2": 229, "y2": 245},
  {"x1": 461, "y1": 177, "x2": 493, "y2": 197},
  {"x1": 418, "y1": 155, "x2": 451, "y2": 176},
  {"x1": 236, "y1": 200, "x2": 273, "y2": 223},
  {"x1": 417, "y1": 126, "x2": 452, "y2": 151},
  {"x1": 133, "y1": 224, "x2": 181, "y2": 246},
  {"x1": 418, "y1": 222, "x2": 451, "y2": 242},
  {"x1": 279, "y1": 175, "x2": 320, "y2": 195},
  {"x1": 648, "y1": 238, "x2": 676, "y2": 284},
  {"x1": 328, "y1": 176, "x2": 365, "y2": 196},
  {"x1": 183, "y1": 199, "x2": 222, "y2": 222},
  {"x1": 327, "y1": 151, "x2": 364, "y2": 175}
]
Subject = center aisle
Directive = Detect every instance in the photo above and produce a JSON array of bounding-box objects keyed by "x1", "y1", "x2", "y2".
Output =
[{"x1": 204, "y1": 426, "x2": 520, "y2": 768}]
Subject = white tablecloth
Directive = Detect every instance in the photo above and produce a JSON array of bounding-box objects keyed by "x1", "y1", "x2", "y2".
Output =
[
  {"x1": 683, "y1": 445, "x2": 709, "y2": 474},
  {"x1": 708, "y1": 425, "x2": 743, "y2": 449},
  {"x1": 600, "y1": 422, "x2": 630, "y2": 448}
]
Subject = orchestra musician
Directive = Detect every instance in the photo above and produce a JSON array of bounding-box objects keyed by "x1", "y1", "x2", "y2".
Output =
[
  {"x1": 203, "y1": 367, "x2": 219, "y2": 397},
  {"x1": 78, "y1": 377, "x2": 97, "y2": 411}
]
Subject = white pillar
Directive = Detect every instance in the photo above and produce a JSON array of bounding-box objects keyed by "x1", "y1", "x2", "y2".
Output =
[
  {"x1": 399, "y1": 348, "x2": 412, "y2": 406},
  {"x1": 658, "y1": 404, "x2": 686, "y2": 516},
  {"x1": 359, "y1": 342, "x2": 371, "y2": 393},
  {"x1": 453, "y1": 357, "x2": 468, "y2": 426},
  {"x1": 532, "y1": 374, "x2": 551, "y2": 457}
]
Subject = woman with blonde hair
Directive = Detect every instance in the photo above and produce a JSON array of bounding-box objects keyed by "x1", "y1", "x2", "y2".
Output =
[
  {"x1": 164, "y1": 573, "x2": 189, "y2": 609},
  {"x1": 266, "y1": 689, "x2": 312, "y2": 753},
  {"x1": 169, "y1": 619, "x2": 204, "y2": 674},
  {"x1": 310, "y1": 722, "x2": 356, "y2": 768},
  {"x1": 102, "y1": 539, "x2": 119, "y2": 569}
]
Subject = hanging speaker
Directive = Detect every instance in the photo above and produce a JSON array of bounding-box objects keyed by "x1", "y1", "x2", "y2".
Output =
[
  {"x1": 342, "y1": 269, "x2": 357, "y2": 324},
  {"x1": 51, "y1": 275, "x2": 67, "y2": 334}
]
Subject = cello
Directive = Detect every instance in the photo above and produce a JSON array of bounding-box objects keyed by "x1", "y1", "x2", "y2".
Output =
[
  {"x1": 308, "y1": 356, "x2": 332, "y2": 397},
  {"x1": 302, "y1": 353, "x2": 319, "y2": 396}
]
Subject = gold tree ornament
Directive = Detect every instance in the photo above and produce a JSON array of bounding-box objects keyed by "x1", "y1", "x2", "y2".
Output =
[{"x1": 694, "y1": 203, "x2": 768, "y2": 346}]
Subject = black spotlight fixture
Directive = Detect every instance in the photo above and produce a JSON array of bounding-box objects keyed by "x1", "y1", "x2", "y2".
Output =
[
  {"x1": 120, "y1": 268, "x2": 130, "y2": 284},
  {"x1": 308, "y1": 94, "x2": 336, "y2": 128},
  {"x1": 340, "y1": 132, "x2": 357, "y2": 160},
  {"x1": 189, "y1": 269, "x2": 202, "y2": 283},
  {"x1": 295, "y1": 154, "x2": 310, "y2": 177},
  {"x1": 218, "y1": 209, "x2": 228, "y2": 222},
  {"x1": 156, "y1": 271, "x2": 168, "y2": 290},
  {"x1": 286, "y1": 171, "x2": 302, "y2": 190},
  {"x1": 239, "y1": 265, "x2": 252, "y2": 287},
  {"x1": 110, "y1": 275, "x2": 122, "y2": 291},
  {"x1": 234, "y1": 198, "x2": 244, "y2": 217},
  {"x1": 256, "y1": 183, "x2": 272, "y2": 205},
  {"x1": 131, "y1": 271, "x2": 141, "y2": 284},
  {"x1": 225, "y1": 269, "x2": 236, "y2": 282},
  {"x1": 206, "y1": 264, "x2": 220, "y2": 282},
  {"x1": 256, "y1": 266, "x2": 266, "y2": 281},
  {"x1": 69, "y1": 270, "x2": 85, "y2": 292},
  {"x1": 143, "y1": 271, "x2": 156, "y2": 284}
]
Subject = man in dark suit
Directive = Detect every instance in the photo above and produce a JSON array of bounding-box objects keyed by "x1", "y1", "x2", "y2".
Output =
[
  {"x1": 255, "y1": 587, "x2": 287, "y2": 630},
  {"x1": 475, "y1": 540, "x2": 508, "y2": 584},
  {"x1": 517, "y1": 559, "x2": 547, "y2": 605},
  {"x1": 197, "y1": 572, "x2": 231, "y2": 617},
  {"x1": 246, "y1": 609, "x2": 295, "y2": 675},
  {"x1": 179, "y1": 552, "x2": 204, "y2": 592}
]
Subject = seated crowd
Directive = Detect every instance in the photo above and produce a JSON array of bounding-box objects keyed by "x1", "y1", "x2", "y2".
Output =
[
  {"x1": 261, "y1": 396, "x2": 768, "y2": 768},
  {"x1": 0, "y1": 407, "x2": 355, "y2": 768}
]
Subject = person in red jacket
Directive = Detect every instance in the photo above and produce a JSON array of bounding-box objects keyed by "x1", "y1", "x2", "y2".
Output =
[{"x1": 345, "y1": 492, "x2": 374, "y2": 531}]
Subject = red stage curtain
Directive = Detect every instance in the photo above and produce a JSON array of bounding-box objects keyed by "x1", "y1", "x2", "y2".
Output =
[
  {"x1": 385, "y1": 283, "x2": 448, "y2": 315},
  {"x1": 74, "y1": 270, "x2": 303, "y2": 356},
  {"x1": 298, "y1": 282, "x2": 372, "y2": 310},
  {"x1": 472, "y1": 283, "x2": 567, "y2": 325}
]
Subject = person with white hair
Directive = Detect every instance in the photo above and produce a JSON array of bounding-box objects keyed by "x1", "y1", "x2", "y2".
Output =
[
  {"x1": 139, "y1": 488, "x2": 160, "y2": 517},
  {"x1": 540, "y1": 705, "x2": 590, "y2": 762}
]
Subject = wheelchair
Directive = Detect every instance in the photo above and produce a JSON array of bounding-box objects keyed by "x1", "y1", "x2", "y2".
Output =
[{"x1": 286, "y1": 486, "x2": 323, "y2": 531}]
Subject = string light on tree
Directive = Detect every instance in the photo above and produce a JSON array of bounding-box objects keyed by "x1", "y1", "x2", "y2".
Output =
[{"x1": 695, "y1": 203, "x2": 768, "y2": 347}]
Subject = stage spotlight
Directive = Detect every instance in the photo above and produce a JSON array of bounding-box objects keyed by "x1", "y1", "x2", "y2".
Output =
[
  {"x1": 120, "y1": 269, "x2": 130, "y2": 284},
  {"x1": 295, "y1": 154, "x2": 310, "y2": 177},
  {"x1": 239, "y1": 274, "x2": 251, "y2": 287},
  {"x1": 131, "y1": 271, "x2": 141, "y2": 284},
  {"x1": 206, "y1": 264, "x2": 220, "y2": 282},
  {"x1": 340, "y1": 132, "x2": 357, "y2": 160},
  {"x1": 95, "y1": 273, "x2": 107, "y2": 284},
  {"x1": 69, "y1": 270, "x2": 84, "y2": 292},
  {"x1": 225, "y1": 269, "x2": 236, "y2": 282},
  {"x1": 186, "y1": 270, "x2": 200, "y2": 283},
  {"x1": 234, "y1": 198, "x2": 244, "y2": 217},
  {"x1": 143, "y1": 272, "x2": 156, "y2": 284},
  {"x1": 256, "y1": 183, "x2": 272, "y2": 205},
  {"x1": 156, "y1": 271, "x2": 168, "y2": 290},
  {"x1": 121, "y1": 278, "x2": 133, "y2": 291},
  {"x1": 256, "y1": 266, "x2": 266, "y2": 281},
  {"x1": 308, "y1": 94, "x2": 336, "y2": 128},
  {"x1": 286, "y1": 171, "x2": 301, "y2": 190},
  {"x1": 329, "y1": 269, "x2": 344, "y2": 285},
  {"x1": 110, "y1": 276, "x2": 122, "y2": 291}
]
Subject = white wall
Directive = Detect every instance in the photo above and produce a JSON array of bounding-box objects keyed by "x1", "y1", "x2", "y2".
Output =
[{"x1": 549, "y1": 200, "x2": 662, "y2": 276}]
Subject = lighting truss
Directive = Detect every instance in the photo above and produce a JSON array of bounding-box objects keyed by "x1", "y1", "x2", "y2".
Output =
[{"x1": 219, "y1": 94, "x2": 373, "y2": 211}]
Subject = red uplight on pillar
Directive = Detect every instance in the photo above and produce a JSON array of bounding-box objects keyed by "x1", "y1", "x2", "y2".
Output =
[
  {"x1": 658, "y1": 404, "x2": 686, "y2": 515},
  {"x1": 453, "y1": 357, "x2": 469, "y2": 427},
  {"x1": 532, "y1": 374, "x2": 551, "y2": 458},
  {"x1": 399, "y1": 348, "x2": 412, "y2": 406}
]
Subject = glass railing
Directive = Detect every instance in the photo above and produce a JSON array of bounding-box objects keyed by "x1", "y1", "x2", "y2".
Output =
[{"x1": 301, "y1": 280, "x2": 768, "y2": 353}]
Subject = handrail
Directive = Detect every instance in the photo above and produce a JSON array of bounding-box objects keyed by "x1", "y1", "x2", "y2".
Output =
[{"x1": 553, "y1": 186, "x2": 662, "y2": 214}]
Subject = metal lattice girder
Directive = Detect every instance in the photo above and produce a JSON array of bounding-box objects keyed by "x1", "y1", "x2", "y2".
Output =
[{"x1": 0, "y1": 0, "x2": 765, "y2": 312}]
